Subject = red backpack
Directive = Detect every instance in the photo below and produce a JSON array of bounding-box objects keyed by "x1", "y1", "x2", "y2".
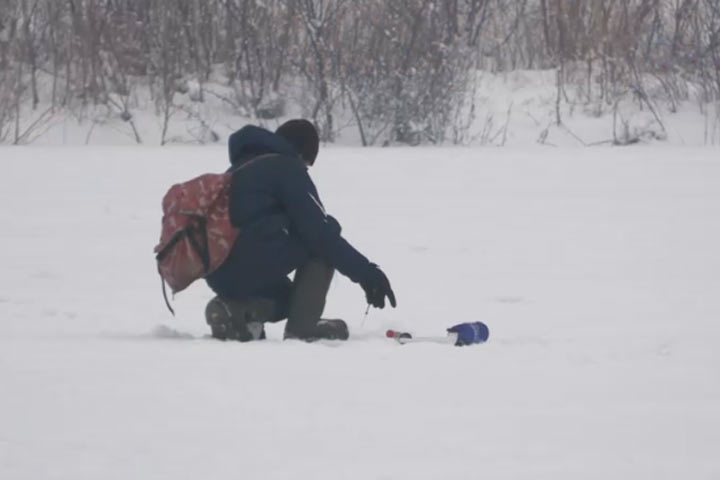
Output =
[{"x1": 154, "y1": 172, "x2": 238, "y2": 314}]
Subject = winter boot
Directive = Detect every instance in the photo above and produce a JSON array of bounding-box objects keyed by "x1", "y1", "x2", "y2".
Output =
[
  {"x1": 205, "y1": 296, "x2": 274, "y2": 342},
  {"x1": 284, "y1": 319, "x2": 349, "y2": 341}
]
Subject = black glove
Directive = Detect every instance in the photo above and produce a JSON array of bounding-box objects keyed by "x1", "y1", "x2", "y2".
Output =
[{"x1": 360, "y1": 264, "x2": 397, "y2": 309}]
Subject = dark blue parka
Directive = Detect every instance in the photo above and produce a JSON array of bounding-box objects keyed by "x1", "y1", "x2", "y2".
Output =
[{"x1": 206, "y1": 126, "x2": 371, "y2": 307}]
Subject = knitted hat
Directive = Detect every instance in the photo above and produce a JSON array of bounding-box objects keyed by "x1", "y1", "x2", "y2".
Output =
[{"x1": 275, "y1": 119, "x2": 319, "y2": 165}]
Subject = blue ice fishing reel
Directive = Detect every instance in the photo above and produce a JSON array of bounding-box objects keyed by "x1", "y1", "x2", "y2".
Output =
[{"x1": 447, "y1": 322, "x2": 490, "y2": 346}]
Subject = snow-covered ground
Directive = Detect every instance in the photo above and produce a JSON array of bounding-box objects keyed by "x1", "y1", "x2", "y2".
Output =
[{"x1": 1, "y1": 145, "x2": 719, "y2": 479}]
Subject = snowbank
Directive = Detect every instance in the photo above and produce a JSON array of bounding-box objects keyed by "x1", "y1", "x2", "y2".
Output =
[{"x1": 8, "y1": 70, "x2": 720, "y2": 148}]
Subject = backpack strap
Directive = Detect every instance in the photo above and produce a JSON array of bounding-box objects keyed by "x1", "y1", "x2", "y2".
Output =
[
  {"x1": 155, "y1": 221, "x2": 210, "y2": 272},
  {"x1": 155, "y1": 228, "x2": 187, "y2": 263},
  {"x1": 160, "y1": 276, "x2": 175, "y2": 316},
  {"x1": 156, "y1": 219, "x2": 210, "y2": 316}
]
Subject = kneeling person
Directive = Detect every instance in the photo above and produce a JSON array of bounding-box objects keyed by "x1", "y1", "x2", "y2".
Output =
[{"x1": 205, "y1": 120, "x2": 396, "y2": 342}]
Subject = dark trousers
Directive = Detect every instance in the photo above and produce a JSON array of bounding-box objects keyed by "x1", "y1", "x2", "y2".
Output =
[
  {"x1": 207, "y1": 259, "x2": 334, "y2": 330},
  {"x1": 285, "y1": 259, "x2": 335, "y2": 335}
]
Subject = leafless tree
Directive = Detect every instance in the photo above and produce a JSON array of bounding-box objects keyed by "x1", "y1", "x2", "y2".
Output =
[{"x1": 1, "y1": 0, "x2": 719, "y2": 145}]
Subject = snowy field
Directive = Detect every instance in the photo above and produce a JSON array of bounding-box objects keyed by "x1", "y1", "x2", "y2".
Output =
[{"x1": 1, "y1": 145, "x2": 719, "y2": 479}]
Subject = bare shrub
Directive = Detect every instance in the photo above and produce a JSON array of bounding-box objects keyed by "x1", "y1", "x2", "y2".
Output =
[{"x1": 1, "y1": 0, "x2": 718, "y2": 145}]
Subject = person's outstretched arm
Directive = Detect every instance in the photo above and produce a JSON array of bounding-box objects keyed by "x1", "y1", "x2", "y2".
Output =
[
  {"x1": 278, "y1": 159, "x2": 369, "y2": 283},
  {"x1": 278, "y1": 159, "x2": 396, "y2": 309}
]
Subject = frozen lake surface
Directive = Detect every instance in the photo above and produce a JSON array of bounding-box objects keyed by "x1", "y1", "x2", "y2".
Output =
[{"x1": 1, "y1": 145, "x2": 719, "y2": 479}]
